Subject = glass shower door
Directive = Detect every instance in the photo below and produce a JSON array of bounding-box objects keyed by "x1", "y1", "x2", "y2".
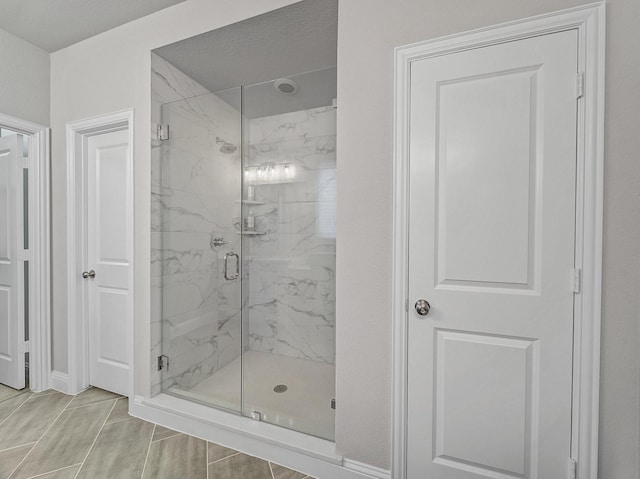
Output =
[
  {"x1": 158, "y1": 88, "x2": 244, "y2": 413},
  {"x1": 240, "y1": 70, "x2": 337, "y2": 440}
]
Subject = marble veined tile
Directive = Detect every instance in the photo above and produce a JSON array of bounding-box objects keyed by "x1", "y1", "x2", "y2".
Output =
[{"x1": 151, "y1": 54, "x2": 209, "y2": 106}]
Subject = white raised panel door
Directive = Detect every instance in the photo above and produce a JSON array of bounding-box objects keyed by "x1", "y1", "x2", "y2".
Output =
[
  {"x1": 0, "y1": 135, "x2": 25, "y2": 389},
  {"x1": 407, "y1": 30, "x2": 578, "y2": 478},
  {"x1": 86, "y1": 129, "x2": 131, "y2": 396}
]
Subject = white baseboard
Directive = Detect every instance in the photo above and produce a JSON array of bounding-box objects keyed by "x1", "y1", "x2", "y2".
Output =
[
  {"x1": 50, "y1": 370, "x2": 70, "y2": 394},
  {"x1": 343, "y1": 459, "x2": 391, "y2": 479},
  {"x1": 131, "y1": 394, "x2": 384, "y2": 479}
]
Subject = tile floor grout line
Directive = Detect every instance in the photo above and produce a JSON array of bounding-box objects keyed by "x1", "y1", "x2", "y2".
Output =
[
  {"x1": 0, "y1": 441, "x2": 36, "y2": 454},
  {"x1": 6, "y1": 394, "x2": 74, "y2": 479},
  {"x1": 65, "y1": 396, "x2": 125, "y2": 411},
  {"x1": 24, "y1": 463, "x2": 83, "y2": 479},
  {"x1": 0, "y1": 392, "x2": 35, "y2": 428},
  {"x1": 139, "y1": 423, "x2": 156, "y2": 479},
  {"x1": 104, "y1": 415, "x2": 135, "y2": 425},
  {"x1": 208, "y1": 452, "x2": 240, "y2": 465},
  {"x1": 268, "y1": 461, "x2": 275, "y2": 479},
  {"x1": 206, "y1": 440, "x2": 209, "y2": 479},
  {"x1": 71, "y1": 398, "x2": 119, "y2": 479},
  {"x1": 150, "y1": 431, "x2": 183, "y2": 444}
]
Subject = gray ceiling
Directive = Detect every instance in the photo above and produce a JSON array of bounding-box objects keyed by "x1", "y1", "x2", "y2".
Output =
[
  {"x1": 154, "y1": 0, "x2": 338, "y2": 101},
  {"x1": 0, "y1": 0, "x2": 187, "y2": 52}
]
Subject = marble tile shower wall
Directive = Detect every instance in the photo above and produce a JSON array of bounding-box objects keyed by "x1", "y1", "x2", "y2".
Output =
[
  {"x1": 150, "y1": 54, "x2": 243, "y2": 396},
  {"x1": 245, "y1": 106, "x2": 337, "y2": 364}
]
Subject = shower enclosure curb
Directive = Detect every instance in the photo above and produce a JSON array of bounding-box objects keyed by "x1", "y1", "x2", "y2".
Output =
[{"x1": 130, "y1": 394, "x2": 389, "y2": 479}]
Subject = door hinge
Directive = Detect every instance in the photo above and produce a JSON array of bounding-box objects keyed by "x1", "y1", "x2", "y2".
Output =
[
  {"x1": 569, "y1": 458, "x2": 577, "y2": 479},
  {"x1": 572, "y1": 268, "x2": 582, "y2": 294},
  {"x1": 331, "y1": 398, "x2": 336, "y2": 410},
  {"x1": 22, "y1": 340, "x2": 29, "y2": 354},
  {"x1": 156, "y1": 124, "x2": 170, "y2": 141},
  {"x1": 576, "y1": 72, "x2": 585, "y2": 99},
  {"x1": 405, "y1": 298, "x2": 409, "y2": 312},
  {"x1": 157, "y1": 354, "x2": 169, "y2": 371}
]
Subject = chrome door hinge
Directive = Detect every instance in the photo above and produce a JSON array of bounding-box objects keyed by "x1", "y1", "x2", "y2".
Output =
[
  {"x1": 22, "y1": 340, "x2": 29, "y2": 354},
  {"x1": 156, "y1": 124, "x2": 170, "y2": 141},
  {"x1": 572, "y1": 268, "x2": 582, "y2": 294},
  {"x1": 569, "y1": 458, "x2": 577, "y2": 479},
  {"x1": 576, "y1": 72, "x2": 585, "y2": 99},
  {"x1": 157, "y1": 354, "x2": 169, "y2": 371},
  {"x1": 405, "y1": 298, "x2": 409, "y2": 312}
]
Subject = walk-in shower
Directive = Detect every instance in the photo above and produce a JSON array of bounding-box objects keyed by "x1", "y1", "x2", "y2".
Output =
[{"x1": 150, "y1": 0, "x2": 338, "y2": 441}]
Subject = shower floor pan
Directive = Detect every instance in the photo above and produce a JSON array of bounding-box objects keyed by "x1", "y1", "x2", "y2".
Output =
[{"x1": 167, "y1": 350, "x2": 336, "y2": 440}]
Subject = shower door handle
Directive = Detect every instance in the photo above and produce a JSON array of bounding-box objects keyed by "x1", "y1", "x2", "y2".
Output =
[{"x1": 223, "y1": 252, "x2": 240, "y2": 280}]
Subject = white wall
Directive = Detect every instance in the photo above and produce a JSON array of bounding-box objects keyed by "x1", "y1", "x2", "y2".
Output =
[
  {"x1": 336, "y1": 0, "x2": 640, "y2": 475},
  {"x1": 0, "y1": 28, "x2": 49, "y2": 126},
  {"x1": 49, "y1": 0, "x2": 640, "y2": 476}
]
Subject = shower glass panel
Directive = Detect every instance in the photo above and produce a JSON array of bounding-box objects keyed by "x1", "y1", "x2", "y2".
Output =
[
  {"x1": 159, "y1": 87, "x2": 243, "y2": 413},
  {"x1": 157, "y1": 68, "x2": 336, "y2": 441},
  {"x1": 241, "y1": 68, "x2": 337, "y2": 440}
]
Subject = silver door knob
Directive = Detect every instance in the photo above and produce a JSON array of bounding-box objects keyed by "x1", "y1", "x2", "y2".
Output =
[
  {"x1": 415, "y1": 299, "x2": 431, "y2": 316},
  {"x1": 82, "y1": 270, "x2": 96, "y2": 279}
]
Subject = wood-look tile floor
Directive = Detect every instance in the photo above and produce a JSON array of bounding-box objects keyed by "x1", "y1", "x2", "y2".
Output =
[{"x1": 0, "y1": 385, "x2": 315, "y2": 479}]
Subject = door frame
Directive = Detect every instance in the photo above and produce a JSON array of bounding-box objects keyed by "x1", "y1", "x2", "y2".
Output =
[
  {"x1": 0, "y1": 113, "x2": 51, "y2": 393},
  {"x1": 66, "y1": 110, "x2": 134, "y2": 395},
  {"x1": 391, "y1": 3, "x2": 606, "y2": 479}
]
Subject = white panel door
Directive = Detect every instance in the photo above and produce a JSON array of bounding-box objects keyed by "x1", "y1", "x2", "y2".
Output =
[
  {"x1": 0, "y1": 135, "x2": 25, "y2": 389},
  {"x1": 85, "y1": 129, "x2": 131, "y2": 396},
  {"x1": 407, "y1": 30, "x2": 578, "y2": 478}
]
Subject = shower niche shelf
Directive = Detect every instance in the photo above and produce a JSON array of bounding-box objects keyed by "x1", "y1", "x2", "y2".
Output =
[
  {"x1": 237, "y1": 230, "x2": 266, "y2": 236},
  {"x1": 235, "y1": 200, "x2": 266, "y2": 205}
]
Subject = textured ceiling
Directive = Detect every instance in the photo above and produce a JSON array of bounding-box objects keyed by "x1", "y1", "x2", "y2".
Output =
[
  {"x1": 0, "y1": 0, "x2": 187, "y2": 52},
  {"x1": 154, "y1": 0, "x2": 338, "y2": 96}
]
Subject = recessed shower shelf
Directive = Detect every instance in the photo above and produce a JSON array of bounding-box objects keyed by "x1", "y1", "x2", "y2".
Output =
[
  {"x1": 235, "y1": 200, "x2": 266, "y2": 205},
  {"x1": 237, "y1": 230, "x2": 267, "y2": 236}
]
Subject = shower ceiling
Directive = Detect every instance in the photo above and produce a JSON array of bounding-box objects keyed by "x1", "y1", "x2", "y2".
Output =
[{"x1": 153, "y1": 0, "x2": 337, "y2": 118}]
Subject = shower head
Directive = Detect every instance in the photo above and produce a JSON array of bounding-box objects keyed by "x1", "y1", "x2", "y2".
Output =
[{"x1": 216, "y1": 137, "x2": 237, "y2": 154}]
